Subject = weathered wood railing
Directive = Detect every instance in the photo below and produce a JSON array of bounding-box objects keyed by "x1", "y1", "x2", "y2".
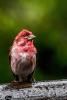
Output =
[{"x1": 0, "y1": 80, "x2": 67, "y2": 100}]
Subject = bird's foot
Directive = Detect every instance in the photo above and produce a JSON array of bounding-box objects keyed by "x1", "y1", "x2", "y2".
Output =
[{"x1": 8, "y1": 80, "x2": 32, "y2": 89}]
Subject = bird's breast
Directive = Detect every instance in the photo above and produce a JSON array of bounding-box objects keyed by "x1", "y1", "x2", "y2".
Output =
[{"x1": 11, "y1": 48, "x2": 36, "y2": 76}]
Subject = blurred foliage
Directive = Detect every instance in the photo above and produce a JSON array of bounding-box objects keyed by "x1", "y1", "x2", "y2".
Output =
[{"x1": 0, "y1": 0, "x2": 67, "y2": 83}]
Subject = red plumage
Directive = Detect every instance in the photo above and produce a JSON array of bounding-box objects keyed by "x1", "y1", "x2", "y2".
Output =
[{"x1": 9, "y1": 29, "x2": 37, "y2": 82}]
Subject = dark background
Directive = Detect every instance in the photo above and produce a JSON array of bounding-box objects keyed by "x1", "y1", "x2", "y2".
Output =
[{"x1": 0, "y1": 0, "x2": 67, "y2": 83}]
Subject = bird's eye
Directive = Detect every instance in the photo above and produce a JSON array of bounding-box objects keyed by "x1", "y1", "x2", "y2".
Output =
[
  {"x1": 23, "y1": 32, "x2": 29, "y2": 37},
  {"x1": 26, "y1": 32, "x2": 29, "y2": 36}
]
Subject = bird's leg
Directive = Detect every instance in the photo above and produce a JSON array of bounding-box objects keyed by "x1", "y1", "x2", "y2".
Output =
[
  {"x1": 19, "y1": 76, "x2": 24, "y2": 82},
  {"x1": 27, "y1": 71, "x2": 35, "y2": 83},
  {"x1": 12, "y1": 73, "x2": 19, "y2": 82}
]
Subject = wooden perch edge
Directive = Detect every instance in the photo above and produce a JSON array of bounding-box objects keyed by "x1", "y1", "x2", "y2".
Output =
[{"x1": 0, "y1": 80, "x2": 67, "y2": 100}]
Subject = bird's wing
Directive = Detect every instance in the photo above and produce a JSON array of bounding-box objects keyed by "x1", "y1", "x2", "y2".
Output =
[{"x1": 8, "y1": 46, "x2": 12, "y2": 65}]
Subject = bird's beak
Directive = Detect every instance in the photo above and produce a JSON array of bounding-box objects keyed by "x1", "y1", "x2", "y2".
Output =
[{"x1": 28, "y1": 34, "x2": 36, "y2": 40}]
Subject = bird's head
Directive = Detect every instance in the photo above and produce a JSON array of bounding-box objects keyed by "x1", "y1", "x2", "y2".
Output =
[
  {"x1": 14, "y1": 29, "x2": 35, "y2": 46},
  {"x1": 14, "y1": 29, "x2": 36, "y2": 53},
  {"x1": 15, "y1": 29, "x2": 35, "y2": 41}
]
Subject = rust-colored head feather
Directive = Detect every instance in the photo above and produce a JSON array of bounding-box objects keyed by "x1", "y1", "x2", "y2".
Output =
[{"x1": 15, "y1": 29, "x2": 33, "y2": 40}]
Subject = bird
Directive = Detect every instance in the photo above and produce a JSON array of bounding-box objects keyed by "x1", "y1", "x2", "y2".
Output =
[{"x1": 9, "y1": 29, "x2": 37, "y2": 83}]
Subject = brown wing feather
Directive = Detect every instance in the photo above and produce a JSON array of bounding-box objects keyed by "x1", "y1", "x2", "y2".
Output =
[{"x1": 8, "y1": 46, "x2": 12, "y2": 65}]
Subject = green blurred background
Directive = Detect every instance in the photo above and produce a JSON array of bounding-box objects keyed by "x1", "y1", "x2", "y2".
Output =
[{"x1": 0, "y1": 0, "x2": 67, "y2": 83}]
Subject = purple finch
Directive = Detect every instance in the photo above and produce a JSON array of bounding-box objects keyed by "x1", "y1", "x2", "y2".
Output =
[{"x1": 9, "y1": 29, "x2": 37, "y2": 83}]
